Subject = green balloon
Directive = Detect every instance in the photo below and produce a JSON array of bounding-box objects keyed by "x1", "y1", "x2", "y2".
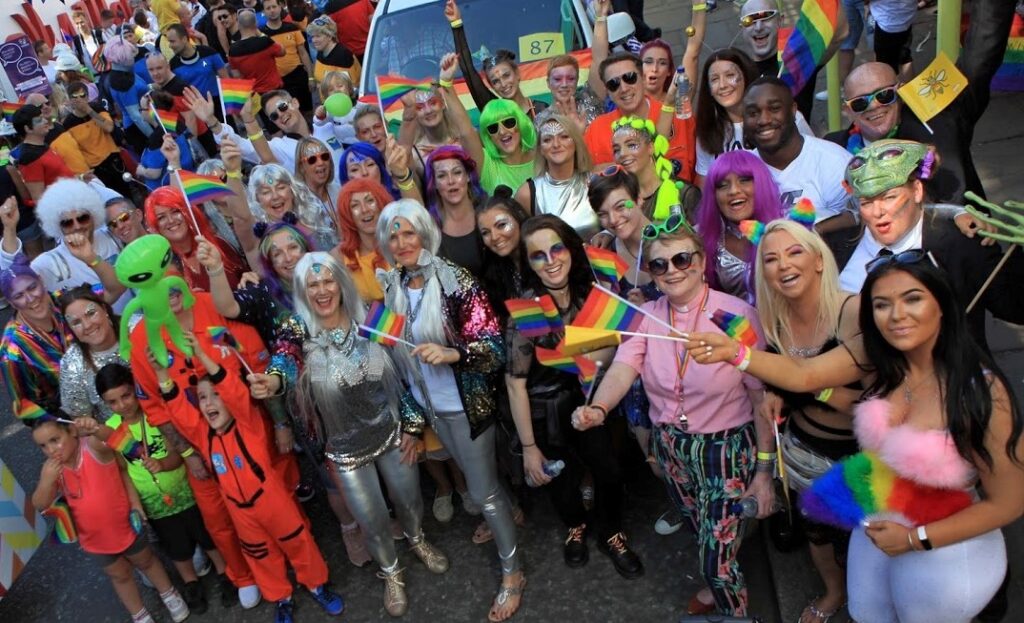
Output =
[{"x1": 324, "y1": 92, "x2": 353, "y2": 117}]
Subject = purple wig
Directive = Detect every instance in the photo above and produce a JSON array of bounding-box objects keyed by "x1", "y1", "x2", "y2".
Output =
[
  {"x1": 639, "y1": 39, "x2": 675, "y2": 93},
  {"x1": 696, "y1": 150, "x2": 783, "y2": 296},
  {"x1": 338, "y1": 142, "x2": 399, "y2": 200},
  {"x1": 423, "y1": 146, "x2": 485, "y2": 225},
  {"x1": 0, "y1": 254, "x2": 41, "y2": 301}
]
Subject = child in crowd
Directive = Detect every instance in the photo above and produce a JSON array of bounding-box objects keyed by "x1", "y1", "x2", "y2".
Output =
[{"x1": 30, "y1": 417, "x2": 190, "y2": 623}]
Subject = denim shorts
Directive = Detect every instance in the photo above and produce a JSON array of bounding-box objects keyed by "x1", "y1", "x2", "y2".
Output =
[{"x1": 841, "y1": 0, "x2": 866, "y2": 51}]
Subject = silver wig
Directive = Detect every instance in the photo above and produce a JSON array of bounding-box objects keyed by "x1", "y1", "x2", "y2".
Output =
[{"x1": 291, "y1": 251, "x2": 366, "y2": 337}]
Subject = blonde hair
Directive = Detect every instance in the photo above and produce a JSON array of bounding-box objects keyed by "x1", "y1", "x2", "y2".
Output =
[
  {"x1": 318, "y1": 70, "x2": 353, "y2": 101},
  {"x1": 533, "y1": 111, "x2": 591, "y2": 177},
  {"x1": 754, "y1": 219, "x2": 846, "y2": 353},
  {"x1": 306, "y1": 17, "x2": 338, "y2": 41}
]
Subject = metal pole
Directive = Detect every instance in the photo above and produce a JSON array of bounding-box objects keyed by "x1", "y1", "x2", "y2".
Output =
[{"x1": 936, "y1": 0, "x2": 963, "y2": 62}]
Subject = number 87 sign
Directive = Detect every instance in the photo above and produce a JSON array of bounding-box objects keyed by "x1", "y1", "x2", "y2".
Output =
[{"x1": 519, "y1": 32, "x2": 567, "y2": 62}]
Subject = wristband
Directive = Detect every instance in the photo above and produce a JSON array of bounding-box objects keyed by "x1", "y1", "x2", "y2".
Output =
[
  {"x1": 248, "y1": 131, "x2": 265, "y2": 142},
  {"x1": 815, "y1": 387, "x2": 834, "y2": 403},
  {"x1": 521, "y1": 441, "x2": 536, "y2": 448},
  {"x1": 590, "y1": 403, "x2": 609, "y2": 417},
  {"x1": 693, "y1": 3, "x2": 708, "y2": 11},
  {"x1": 737, "y1": 345, "x2": 752, "y2": 371},
  {"x1": 449, "y1": 19, "x2": 463, "y2": 28},
  {"x1": 167, "y1": 165, "x2": 180, "y2": 173},
  {"x1": 206, "y1": 266, "x2": 225, "y2": 277},
  {"x1": 226, "y1": 170, "x2": 242, "y2": 179},
  {"x1": 596, "y1": 16, "x2": 607, "y2": 23},
  {"x1": 756, "y1": 451, "x2": 777, "y2": 461},
  {"x1": 661, "y1": 104, "x2": 676, "y2": 113},
  {"x1": 438, "y1": 78, "x2": 454, "y2": 88},
  {"x1": 916, "y1": 525, "x2": 933, "y2": 550},
  {"x1": 180, "y1": 448, "x2": 194, "y2": 459},
  {"x1": 908, "y1": 532, "x2": 917, "y2": 551},
  {"x1": 396, "y1": 178, "x2": 416, "y2": 191},
  {"x1": 755, "y1": 460, "x2": 775, "y2": 473},
  {"x1": 88, "y1": 256, "x2": 102, "y2": 267}
]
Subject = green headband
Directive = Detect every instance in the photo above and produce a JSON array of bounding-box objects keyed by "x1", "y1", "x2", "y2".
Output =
[{"x1": 844, "y1": 139, "x2": 935, "y2": 198}]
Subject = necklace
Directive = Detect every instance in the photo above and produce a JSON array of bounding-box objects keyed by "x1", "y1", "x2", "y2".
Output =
[
  {"x1": 668, "y1": 285, "x2": 710, "y2": 430},
  {"x1": 896, "y1": 372, "x2": 937, "y2": 424}
]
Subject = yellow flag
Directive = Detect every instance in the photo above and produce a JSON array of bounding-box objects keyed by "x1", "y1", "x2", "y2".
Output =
[
  {"x1": 562, "y1": 326, "x2": 621, "y2": 356},
  {"x1": 897, "y1": 52, "x2": 968, "y2": 124}
]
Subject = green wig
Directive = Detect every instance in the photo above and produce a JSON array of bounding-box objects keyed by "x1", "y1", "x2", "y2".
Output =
[
  {"x1": 611, "y1": 116, "x2": 684, "y2": 220},
  {"x1": 479, "y1": 98, "x2": 536, "y2": 161}
]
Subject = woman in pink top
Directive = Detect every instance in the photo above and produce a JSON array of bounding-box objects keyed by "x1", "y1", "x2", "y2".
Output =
[
  {"x1": 30, "y1": 418, "x2": 189, "y2": 623},
  {"x1": 574, "y1": 220, "x2": 777, "y2": 617}
]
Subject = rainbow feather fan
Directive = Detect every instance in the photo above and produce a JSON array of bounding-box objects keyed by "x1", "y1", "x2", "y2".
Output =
[
  {"x1": 737, "y1": 220, "x2": 765, "y2": 245},
  {"x1": 789, "y1": 198, "x2": 816, "y2": 227},
  {"x1": 43, "y1": 498, "x2": 78, "y2": 544},
  {"x1": 709, "y1": 309, "x2": 759, "y2": 348},
  {"x1": 800, "y1": 451, "x2": 973, "y2": 530}
]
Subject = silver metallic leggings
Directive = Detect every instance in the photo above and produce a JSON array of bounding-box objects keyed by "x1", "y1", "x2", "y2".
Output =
[
  {"x1": 431, "y1": 411, "x2": 520, "y2": 575},
  {"x1": 329, "y1": 445, "x2": 424, "y2": 572}
]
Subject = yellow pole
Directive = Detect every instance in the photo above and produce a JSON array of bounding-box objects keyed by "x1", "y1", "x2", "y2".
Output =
[
  {"x1": 826, "y1": 55, "x2": 841, "y2": 132},
  {"x1": 936, "y1": 0, "x2": 963, "y2": 62}
]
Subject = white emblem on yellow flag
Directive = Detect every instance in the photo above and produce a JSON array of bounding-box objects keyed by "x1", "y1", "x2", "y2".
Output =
[{"x1": 897, "y1": 52, "x2": 968, "y2": 131}]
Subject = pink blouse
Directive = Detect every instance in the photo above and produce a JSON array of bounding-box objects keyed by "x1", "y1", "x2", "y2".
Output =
[{"x1": 614, "y1": 288, "x2": 765, "y2": 432}]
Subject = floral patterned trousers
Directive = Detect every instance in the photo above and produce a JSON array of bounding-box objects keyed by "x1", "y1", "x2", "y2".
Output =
[{"x1": 653, "y1": 422, "x2": 756, "y2": 616}]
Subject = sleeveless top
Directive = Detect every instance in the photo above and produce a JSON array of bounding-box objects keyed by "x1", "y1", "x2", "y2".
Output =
[
  {"x1": 61, "y1": 443, "x2": 136, "y2": 554},
  {"x1": 529, "y1": 173, "x2": 599, "y2": 239}
]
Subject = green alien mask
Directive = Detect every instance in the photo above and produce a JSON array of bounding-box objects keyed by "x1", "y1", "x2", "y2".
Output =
[{"x1": 844, "y1": 139, "x2": 934, "y2": 199}]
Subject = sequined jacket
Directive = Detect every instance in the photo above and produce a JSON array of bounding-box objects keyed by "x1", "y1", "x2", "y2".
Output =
[
  {"x1": 1, "y1": 313, "x2": 73, "y2": 423},
  {"x1": 381, "y1": 257, "x2": 505, "y2": 439},
  {"x1": 59, "y1": 343, "x2": 128, "y2": 422}
]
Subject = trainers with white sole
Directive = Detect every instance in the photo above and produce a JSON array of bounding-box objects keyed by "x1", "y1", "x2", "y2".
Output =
[
  {"x1": 654, "y1": 508, "x2": 684, "y2": 535},
  {"x1": 160, "y1": 587, "x2": 190, "y2": 623},
  {"x1": 238, "y1": 584, "x2": 262, "y2": 609}
]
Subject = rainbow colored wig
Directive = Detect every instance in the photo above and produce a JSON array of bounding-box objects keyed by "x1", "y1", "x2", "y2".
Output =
[{"x1": 479, "y1": 98, "x2": 536, "y2": 161}]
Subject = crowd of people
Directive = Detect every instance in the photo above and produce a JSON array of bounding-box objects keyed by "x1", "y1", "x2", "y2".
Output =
[{"x1": 2, "y1": 0, "x2": 1023, "y2": 622}]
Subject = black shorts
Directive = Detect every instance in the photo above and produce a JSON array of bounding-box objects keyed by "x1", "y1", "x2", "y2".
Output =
[
  {"x1": 874, "y1": 24, "x2": 913, "y2": 70},
  {"x1": 88, "y1": 530, "x2": 149, "y2": 568},
  {"x1": 148, "y1": 504, "x2": 215, "y2": 562}
]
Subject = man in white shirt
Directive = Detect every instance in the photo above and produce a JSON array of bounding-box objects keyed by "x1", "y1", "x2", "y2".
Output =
[{"x1": 743, "y1": 77, "x2": 856, "y2": 235}]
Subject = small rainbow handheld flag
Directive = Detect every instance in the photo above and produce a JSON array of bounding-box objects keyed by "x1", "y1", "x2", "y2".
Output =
[
  {"x1": 1, "y1": 100, "x2": 21, "y2": 120},
  {"x1": 153, "y1": 108, "x2": 179, "y2": 133},
  {"x1": 738, "y1": 220, "x2": 766, "y2": 245},
  {"x1": 586, "y1": 246, "x2": 630, "y2": 290},
  {"x1": 219, "y1": 77, "x2": 255, "y2": 116},
  {"x1": 104, "y1": 421, "x2": 144, "y2": 461},
  {"x1": 779, "y1": 0, "x2": 840, "y2": 95},
  {"x1": 375, "y1": 74, "x2": 435, "y2": 110},
  {"x1": 574, "y1": 287, "x2": 641, "y2": 333},
  {"x1": 177, "y1": 169, "x2": 235, "y2": 205},
  {"x1": 577, "y1": 355, "x2": 598, "y2": 396},
  {"x1": 535, "y1": 345, "x2": 581, "y2": 374},
  {"x1": 536, "y1": 295, "x2": 564, "y2": 332},
  {"x1": 789, "y1": 198, "x2": 816, "y2": 227},
  {"x1": 208, "y1": 326, "x2": 244, "y2": 352},
  {"x1": 709, "y1": 309, "x2": 759, "y2": 348},
  {"x1": 358, "y1": 301, "x2": 406, "y2": 346},
  {"x1": 506, "y1": 295, "x2": 563, "y2": 337},
  {"x1": 12, "y1": 398, "x2": 48, "y2": 422},
  {"x1": 43, "y1": 498, "x2": 78, "y2": 544}
]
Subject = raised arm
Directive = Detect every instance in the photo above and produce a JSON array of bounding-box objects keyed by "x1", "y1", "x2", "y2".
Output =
[
  {"x1": 444, "y1": 0, "x2": 495, "y2": 111},
  {"x1": 588, "y1": 0, "x2": 611, "y2": 99},
  {"x1": 437, "y1": 52, "x2": 485, "y2": 170}
]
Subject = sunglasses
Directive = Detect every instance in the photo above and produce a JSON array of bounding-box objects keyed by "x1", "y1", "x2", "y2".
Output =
[
  {"x1": 845, "y1": 85, "x2": 899, "y2": 113},
  {"x1": 647, "y1": 250, "x2": 700, "y2": 276},
  {"x1": 642, "y1": 212, "x2": 693, "y2": 240},
  {"x1": 267, "y1": 99, "x2": 291, "y2": 122},
  {"x1": 106, "y1": 211, "x2": 133, "y2": 229},
  {"x1": 590, "y1": 164, "x2": 626, "y2": 182},
  {"x1": 60, "y1": 213, "x2": 92, "y2": 229},
  {"x1": 864, "y1": 248, "x2": 935, "y2": 274},
  {"x1": 486, "y1": 117, "x2": 518, "y2": 134},
  {"x1": 304, "y1": 152, "x2": 331, "y2": 166},
  {"x1": 312, "y1": 15, "x2": 333, "y2": 26},
  {"x1": 604, "y1": 71, "x2": 639, "y2": 93},
  {"x1": 741, "y1": 10, "x2": 778, "y2": 27}
]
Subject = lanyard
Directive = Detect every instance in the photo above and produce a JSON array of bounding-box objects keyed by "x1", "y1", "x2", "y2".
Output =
[{"x1": 668, "y1": 285, "x2": 709, "y2": 428}]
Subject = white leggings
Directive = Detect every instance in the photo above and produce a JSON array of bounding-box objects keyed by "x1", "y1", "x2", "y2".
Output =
[{"x1": 847, "y1": 527, "x2": 1006, "y2": 623}]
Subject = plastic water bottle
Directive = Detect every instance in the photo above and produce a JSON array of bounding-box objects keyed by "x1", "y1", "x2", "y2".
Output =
[
  {"x1": 732, "y1": 496, "x2": 783, "y2": 518},
  {"x1": 525, "y1": 459, "x2": 566, "y2": 487},
  {"x1": 674, "y1": 67, "x2": 692, "y2": 120}
]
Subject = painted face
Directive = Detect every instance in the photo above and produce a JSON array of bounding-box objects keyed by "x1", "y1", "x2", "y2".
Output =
[
  {"x1": 8, "y1": 276, "x2": 50, "y2": 324},
  {"x1": 760, "y1": 229, "x2": 823, "y2": 300},
  {"x1": 641, "y1": 47, "x2": 672, "y2": 95},
  {"x1": 267, "y1": 230, "x2": 305, "y2": 280},
  {"x1": 743, "y1": 83, "x2": 798, "y2": 154},
  {"x1": 64, "y1": 299, "x2": 114, "y2": 348},
  {"x1": 256, "y1": 181, "x2": 296, "y2": 221},
  {"x1": 432, "y1": 158, "x2": 469, "y2": 206},
  {"x1": 60, "y1": 210, "x2": 94, "y2": 238},
  {"x1": 611, "y1": 128, "x2": 653, "y2": 174},
  {"x1": 740, "y1": 0, "x2": 780, "y2": 61},
  {"x1": 708, "y1": 60, "x2": 745, "y2": 110},
  {"x1": 345, "y1": 152, "x2": 381, "y2": 182},
  {"x1": 478, "y1": 208, "x2": 520, "y2": 257},
  {"x1": 414, "y1": 92, "x2": 444, "y2": 128},
  {"x1": 714, "y1": 172, "x2": 756, "y2": 223},
  {"x1": 486, "y1": 61, "x2": 519, "y2": 99},
  {"x1": 304, "y1": 265, "x2": 342, "y2": 319},
  {"x1": 197, "y1": 379, "x2": 233, "y2": 432},
  {"x1": 525, "y1": 229, "x2": 571, "y2": 290},
  {"x1": 354, "y1": 116, "x2": 387, "y2": 151},
  {"x1": 603, "y1": 60, "x2": 644, "y2": 114},
  {"x1": 547, "y1": 66, "x2": 579, "y2": 101},
  {"x1": 596, "y1": 188, "x2": 645, "y2": 241},
  {"x1": 858, "y1": 183, "x2": 924, "y2": 247},
  {"x1": 300, "y1": 147, "x2": 332, "y2": 186},
  {"x1": 648, "y1": 237, "x2": 705, "y2": 303},
  {"x1": 845, "y1": 140, "x2": 929, "y2": 200},
  {"x1": 387, "y1": 217, "x2": 423, "y2": 268},
  {"x1": 870, "y1": 270, "x2": 942, "y2": 354},
  {"x1": 100, "y1": 384, "x2": 141, "y2": 420},
  {"x1": 539, "y1": 121, "x2": 575, "y2": 168},
  {"x1": 349, "y1": 192, "x2": 381, "y2": 238},
  {"x1": 33, "y1": 422, "x2": 78, "y2": 464}
]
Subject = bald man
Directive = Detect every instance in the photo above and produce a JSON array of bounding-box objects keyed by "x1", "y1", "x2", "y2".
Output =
[
  {"x1": 824, "y1": 61, "x2": 981, "y2": 204},
  {"x1": 228, "y1": 10, "x2": 284, "y2": 94}
]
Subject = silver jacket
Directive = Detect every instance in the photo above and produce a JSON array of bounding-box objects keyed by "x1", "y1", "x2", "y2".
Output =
[{"x1": 59, "y1": 344, "x2": 127, "y2": 422}]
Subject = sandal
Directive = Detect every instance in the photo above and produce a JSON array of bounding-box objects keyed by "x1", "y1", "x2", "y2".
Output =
[
  {"x1": 487, "y1": 575, "x2": 526, "y2": 622},
  {"x1": 472, "y1": 507, "x2": 526, "y2": 545},
  {"x1": 799, "y1": 596, "x2": 842, "y2": 623}
]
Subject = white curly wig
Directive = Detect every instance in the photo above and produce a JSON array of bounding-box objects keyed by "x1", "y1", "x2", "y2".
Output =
[{"x1": 35, "y1": 178, "x2": 106, "y2": 240}]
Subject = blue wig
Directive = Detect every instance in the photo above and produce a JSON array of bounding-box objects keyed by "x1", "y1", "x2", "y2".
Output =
[{"x1": 338, "y1": 142, "x2": 399, "y2": 200}]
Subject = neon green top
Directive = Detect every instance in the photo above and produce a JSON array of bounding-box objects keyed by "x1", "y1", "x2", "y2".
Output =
[{"x1": 106, "y1": 412, "x2": 196, "y2": 519}]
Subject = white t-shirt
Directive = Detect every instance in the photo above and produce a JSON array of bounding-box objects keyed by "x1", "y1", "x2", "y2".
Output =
[
  {"x1": 405, "y1": 287, "x2": 465, "y2": 413},
  {"x1": 758, "y1": 136, "x2": 854, "y2": 222},
  {"x1": 695, "y1": 113, "x2": 815, "y2": 176},
  {"x1": 869, "y1": 0, "x2": 917, "y2": 33}
]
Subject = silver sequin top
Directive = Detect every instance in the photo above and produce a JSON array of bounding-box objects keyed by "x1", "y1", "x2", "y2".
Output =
[
  {"x1": 302, "y1": 326, "x2": 402, "y2": 471},
  {"x1": 715, "y1": 244, "x2": 755, "y2": 305},
  {"x1": 59, "y1": 343, "x2": 127, "y2": 422},
  {"x1": 534, "y1": 172, "x2": 599, "y2": 240}
]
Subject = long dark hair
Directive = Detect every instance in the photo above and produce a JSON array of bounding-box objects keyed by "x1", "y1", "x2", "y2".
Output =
[
  {"x1": 860, "y1": 260, "x2": 1023, "y2": 468},
  {"x1": 695, "y1": 48, "x2": 759, "y2": 158},
  {"x1": 519, "y1": 214, "x2": 593, "y2": 310},
  {"x1": 478, "y1": 189, "x2": 530, "y2": 319}
]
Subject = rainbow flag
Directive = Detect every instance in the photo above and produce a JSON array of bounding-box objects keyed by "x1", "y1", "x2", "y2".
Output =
[
  {"x1": 177, "y1": 169, "x2": 234, "y2": 205},
  {"x1": 992, "y1": 15, "x2": 1024, "y2": 92},
  {"x1": 219, "y1": 77, "x2": 255, "y2": 116},
  {"x1": 153, "y1": 108, "x2": 179, "y2": 133},
  {"x1": 375, "y1": 75, "x2": 436, "y2": 110},
  {"x1": 577, "y1": 355, "x2": 598, "y2": 396},
  {"x1": 506, "y1": 295, "x2": 563, "y2": 337},
  {"x1": 586, "y1": 246, "x2": 629, "y2": 291},
  {"x1": 535, "y1": 345, "x2": 581, "y2": 374},
  {"x1": 788, "y1": 198, "x2": 816, "y2": 227},
  {"x1": 536, "y1": 295, "x2": 564, "y2": 332},
  {"x1": 779, "y1": 0, "x2": 840, "y2": 95},
  {"x1": 208, "y1": 326, "x2": 243, "y2": 352},
  {"x1": 43, "y1": 498, "x2": 78, "y2": 544},
  {"x1": 12, "y1": 398, "x2": 48, "y2": 422},
  {"x1": 709, "y1": 309, "x2": 759, "y2": 348},
  {"x1": 104, "y1": 421, "x2": 144, "y2": 461},
  {"x1": 1, "y1": 101, "x2": 20, "y2": 121},
  {"x1": 738, "y1": 220, "x2": 766, "y2": 245},
  {"x1": 574, "y1": 287, "x2": 641, "y2": 332},
  {"x1": 358, "y1": 301, "x2": 406, "y2": 346}
]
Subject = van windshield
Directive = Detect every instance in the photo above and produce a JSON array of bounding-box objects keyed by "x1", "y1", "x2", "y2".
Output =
[{"x1": 363, "y1": 0, "x2": 585, "y2": 95}]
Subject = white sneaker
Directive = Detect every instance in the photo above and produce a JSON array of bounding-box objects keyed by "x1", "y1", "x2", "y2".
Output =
[
  {"x1": 654, "y1": 508, "x2": 684, "y2": 536},
  {"x1": 432, "y1": 492, "x2": 454, "y2": 523},
  {"x1": 192, "y1": 547, "x2": 212, "y2": 577},
  {"x1": 814, "y1": 89, "x2": 829, "y2": 101},
  {"x1": 160, "y1": 588, "x2": 190, "y2": 623},
  {"x1": 238, "y1": 584, "x2": 262, "y2": 609}
]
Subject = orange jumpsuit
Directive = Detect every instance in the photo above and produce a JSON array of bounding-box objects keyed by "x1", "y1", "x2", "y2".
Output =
[
  {"x1": 168, "y1": 367, "x2": 329, "y2": 601},
  {"x1": 130, "y1": 293, "x2": 299, "y2": 587}
]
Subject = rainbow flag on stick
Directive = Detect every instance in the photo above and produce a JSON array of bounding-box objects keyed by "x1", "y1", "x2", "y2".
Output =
[
  {"x1": 43, "y1": 498, "x2": 78, "y2": 544},
  {"x1": 358, "y1": 302, "x2": 409, "y2": 347},
  {"x1": 104, "y1": 421, "x2": 144, "y2": 460},
  {"x1": 207, "y1": 326, "x2": 254, "y2": 375},
  {"x1": 573, "y1": 287, "x2": 642, "y2": 333},
  {"x1": 375, "y1": 74, "x2": 436, "y2": 110},
  {"x1": 586, "y1": 246, "x2": 630, "y2": 291},
  {"x1": 535, "y1": 345, "x2": 581, "y2": 374},
  {"x1": 708, "y1": 309, "x2": 759, "y2": 348},
  {"x1": 177, "y1": 169, "x2": 235, "y2": 205},
  {"x1": 153, "y1": 108, "x2": 179, "y2": 133},
  {"x1": 218, "y1": 77, "x2": 255, "y2": 117},
  {"x1": 1, "y1": 100, "x2": 20, "y2": 121},
  {"x1": 779, "y1": 0, "x2": 840, "y2": 95},
  {"x1": 505, "y1": 295, "x2": 563, "y2": 337},
  {"x1": 577, "y1": 355, "x2": 599, "y2": 397}
]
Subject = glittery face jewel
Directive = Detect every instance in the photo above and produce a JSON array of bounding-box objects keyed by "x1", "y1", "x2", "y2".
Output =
[
  {"x1": 539, "y1": 119, "x2": 567, "y2": 138},
  {"x1": 311, "y1": 263, "x2": 323, "y2": 274},
  {"x1": 347, "y1": 152, "x2": 369, "y2": 165},
  {"x1": 624, "y1": 200, "x2": 636, "y2": 209},
  {"x1": 393, "y1": 221, "x2": 401, "y2": 231}
]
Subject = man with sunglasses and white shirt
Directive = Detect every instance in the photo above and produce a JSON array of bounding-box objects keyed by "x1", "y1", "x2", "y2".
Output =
[{"x1": 584, "y1": 52, "x2": 697, "y2": 183}]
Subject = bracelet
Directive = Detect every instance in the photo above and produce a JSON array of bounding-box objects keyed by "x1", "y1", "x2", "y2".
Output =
[
  {"x1": 248, "y1": 131, "x2": 265, "y2": 142},
  {"x1": 159, "y1": 378, "x2": 175, "y2": 392},
  {"x1": 206, "y1": 266, "x2": 225, "y2": 277},
  {"x1": 87, "y1": 256, "x2": 101, "y2": 267},
  {"x1": 737, "y1": 345, "x2": 752, "y2": 371},
  {"x1": 521, "y1": 441, "x2": 536, "y2": 448},
  {"x1": 755, "y1": 460, "x2": 775, "y2": 473},
  {"x1": 396, "y1": 177, "x2": 416, "y2": 191},
  {"x1": 394, "y1": 169, "x2": 414, "y2": 183},
  {"x1": 693, "y1": 2, "x2": 708, "y2": 11},
  {"x1": 438, "y1": 78, "x2": 454, "y2": 88},
  {"x1": 661, "y1": 104, "x2": 675, "y2": 113},
  {"x1": 815, "y1": 387, "x2": 834, "y2": 403},
  {"x1": 449, "y1": 19, "x2": 463, "y2": 28},
  {"x1": 590, "y1": 403, "x2": 609, "y2": 417},
  {"x1": 907, "y1": 531, "x2": 917, "y2": 551},
  {"x1": 180, "y1": 447, "x2": 194, "y2": 459},
  {"x1": 226, "y1": 170, "x2": 242, "y2": 179},
  {"x1": 167, "y1": 165, "x2": 180, "y2": 173},
  {"x1": 307, "y1": 77, "x2": 317, "y2": 83},
  {"x1": 241, "y1": 117, "x2": 257, "y2": 125},
  {"x1": 727, "y1": 343, "x2": 747, "y2": 367},
  {"x1": 596, "y1": 16, "x2": 607, "y2": 22},
  {"x1": 916, "y1": 525, "x2": 933, "y2": 550},
  {"x1": 756, "y1": 451, "x2": 777, "y2": 461}
]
